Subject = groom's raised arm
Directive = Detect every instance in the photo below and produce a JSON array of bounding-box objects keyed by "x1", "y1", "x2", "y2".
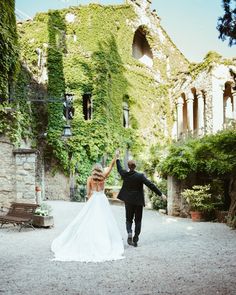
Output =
[{"x1": 116, "y1": 159, "x2": 126, "y2": 178}]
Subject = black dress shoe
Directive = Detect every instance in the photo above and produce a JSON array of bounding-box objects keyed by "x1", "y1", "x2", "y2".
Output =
[
  {"x1": 133, "y1": 236, "x2": 139, "y2": 247},
  {"x1": 127, "y1": 233, "x2": 133, "y2": 245}
]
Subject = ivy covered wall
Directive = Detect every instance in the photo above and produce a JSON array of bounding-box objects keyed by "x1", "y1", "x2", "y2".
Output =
[
  {"x1": 0, "y1": 0, "x2": 18, "y2": 100},
  {"x1": 17, "y1": 3, "x2": 189, "y2": 183},
  {"x1": 0, "y1": 0, "x2": 36, "y2": 145}
]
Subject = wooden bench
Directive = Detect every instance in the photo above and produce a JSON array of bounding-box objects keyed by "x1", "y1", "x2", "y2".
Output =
[{"x1": 0, "y1": 202, "x2": 39, "y2": 231}]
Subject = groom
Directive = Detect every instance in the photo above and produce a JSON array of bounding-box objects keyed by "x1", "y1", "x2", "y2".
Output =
[{"x1": 116, "y1": 151, "x2": 166, "y2": 247}]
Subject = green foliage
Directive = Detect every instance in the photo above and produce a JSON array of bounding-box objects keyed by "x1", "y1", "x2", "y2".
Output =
[
  {"x1": 0, "y1": 0, "x2": 19, "y2": 100},
  {"x1": 151, "y1": 195, "x2": 167, "y2": 210},
  {"x1": 160, "y1": 129, "x2": 236, "y2": 180},
  {"x1": 35, "y1": 203, "x2": 53, "y2": 216},
  {"x1": 71, "y1": 185, "x2": 86, "y2": 202},
  {"x1": 150, "y1": 179, "x2": 167, "y2": 210},
  {"x1": 46, "y1": 10, "x2": 67, "y2": 169},
  {"x1": 189, "y1": 51, "x2": 223, "y2": 79},
  {"x1": 217, "y1": 0, "x2": 236, "y2": 46},
  {"x1": 159, "y1": 138, "x2": 198, "y2": 180},
  {"x1": 14, "y1": 3, "x2": 188, "y2": 183},
  {"x1": 182, "y1": 184, "x2": 215, "y2": 211},
  {"x1": 0, "y1": 2, "x2": 35, "y2": 145}
]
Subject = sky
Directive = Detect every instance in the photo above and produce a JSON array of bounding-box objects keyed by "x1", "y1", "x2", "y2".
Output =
[{"x1": 15, "y1": 0, "x2": 236, "y2": 63}]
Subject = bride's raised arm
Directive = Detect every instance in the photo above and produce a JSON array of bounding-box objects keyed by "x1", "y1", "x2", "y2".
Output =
[{"x1": 103, "y1": 157, "x2": 116, "y2": 179}]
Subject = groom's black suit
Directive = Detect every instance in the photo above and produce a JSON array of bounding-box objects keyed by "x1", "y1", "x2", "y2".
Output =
[{"x1": 116, "y1": 159, "x2": 163, "y2": 242}]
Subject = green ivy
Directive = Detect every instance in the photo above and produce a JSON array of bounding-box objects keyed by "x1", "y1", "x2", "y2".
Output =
[
  {"x1": 189, "y1": 51, "x2": 235, "y2": 79},
  {"x1": 0, "y1": 0, "x2": 34, "y2": 146},
  {"x1": 15, "y1": 3, "x2": 188, "y2": 183},
  {"x1": 0, "y1": 0, "x2": 19, "y2": 100}
]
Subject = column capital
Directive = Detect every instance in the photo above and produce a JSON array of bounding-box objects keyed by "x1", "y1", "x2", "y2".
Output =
[
  {"x1": 177, "y1": 96, "x2": 184, "y2": 105},
  {"x1": 186, "y1": 92, "x2": 194, "y2": 102},
  {"x1": 196, "y1": 91, "x2": 204, "y2": 98}
]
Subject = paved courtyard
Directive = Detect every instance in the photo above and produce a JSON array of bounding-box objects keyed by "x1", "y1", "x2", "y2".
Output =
[{"x1": 0, "y1": 201, "x2": 236, "y2": 295}]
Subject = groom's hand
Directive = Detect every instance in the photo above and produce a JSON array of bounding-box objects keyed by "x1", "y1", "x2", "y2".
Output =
[
  {"x1": 115, "y1": 149, "x2": 120, "y2": 159},
  {"x1": 162, "y1": 194, "x2": 167, "y2": 201}
]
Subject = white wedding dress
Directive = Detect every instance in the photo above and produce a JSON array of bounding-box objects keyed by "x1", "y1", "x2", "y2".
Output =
[{"x1": 51, "y1": 191, "x2": 124, "y2": 262}]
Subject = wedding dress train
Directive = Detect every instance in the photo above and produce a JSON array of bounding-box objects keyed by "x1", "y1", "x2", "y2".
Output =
[{"x1": 51, "y1": 191, "x2": 124, "y2": 262}]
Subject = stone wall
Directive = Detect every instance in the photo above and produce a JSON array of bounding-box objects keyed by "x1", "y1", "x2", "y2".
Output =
[
  {"x1": 0, "y1": 137, "x2": 72, "y2": 205},
  {"x1": 0, "y1": 138, "x2": 16, "y2": 206},
  {"x1": 13, "y1": 149, "x2": 37, "y2": 203},
  {"x1": 44, "y1": 171, "x2": 70, "y2": 201},
  {"x1": 167, "y1": 175, "x2": 193, "y2": 217},
  {"x1": 0, "y1": 137, "x2": 37, "y2": 206}
]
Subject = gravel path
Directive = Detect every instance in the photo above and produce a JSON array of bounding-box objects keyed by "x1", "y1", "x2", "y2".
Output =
[{"x1": 0, "y1": 201, "x2": 236, "y2": 295}]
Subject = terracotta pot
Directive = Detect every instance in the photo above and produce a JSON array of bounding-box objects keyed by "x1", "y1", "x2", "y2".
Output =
[{"x1": 190, "y1": 211, "x2": 204, "y2": 222}]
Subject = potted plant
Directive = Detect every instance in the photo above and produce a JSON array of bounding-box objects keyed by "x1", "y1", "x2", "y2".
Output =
[
  {"x1": 33, "y1": 203, "x2": 54, "y2": 228},
  {"x1": 182, "y1": 185, "x2": 215, "y2": 221}
]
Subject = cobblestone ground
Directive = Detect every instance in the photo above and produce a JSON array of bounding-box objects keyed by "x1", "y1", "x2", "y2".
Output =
[{"x1": 0, "y1": 201, "x2": 236, "y2": 295}]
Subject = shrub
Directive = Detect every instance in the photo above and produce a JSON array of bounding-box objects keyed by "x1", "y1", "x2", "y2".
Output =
[{"x1": 181, "y1": 185, "x2": 215, "y2": 212}]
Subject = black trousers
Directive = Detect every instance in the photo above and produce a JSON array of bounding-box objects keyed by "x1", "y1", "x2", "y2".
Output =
[{"x1": 125, "y1": 203, "x2": 143, "y2": 237}]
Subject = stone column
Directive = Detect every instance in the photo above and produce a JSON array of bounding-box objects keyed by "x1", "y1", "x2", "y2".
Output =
[
  {"x1": 225, "y1": 97, "x2": 233, "y2": 120},
  {"x1": 177, "y1": 97, "x2": 184, "y2": 138},
  {"x1": 203, "y1": 90, "x2": 213, "y2": 134},
  {"x1": 0, "y1": 137, "x2": 15, "y2": 206},
  {"x1": 197, "y1": 92, "x2": 205, "y2": 135},
  {"x1": 232, "y1": 92, "x2": 236, "y2": 120},
  {"x1": 13, "y1": 149, "x2": 37, "y2": 203},
  {"x1": 171, "y1": 119, "x2": 178, "y2": 140},
  {"x1": 167, "y1": 175, "x2": 181, "y2": 216},
  {"x1": 187, "y1": 93, "x2": 194, "y2": 133},
  {"x1": 212, "y1": 83, "x2": 224, "y2": 133}
]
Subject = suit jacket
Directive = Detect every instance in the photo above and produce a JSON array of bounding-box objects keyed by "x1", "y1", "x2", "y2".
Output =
[{"x1": 116, "y1": 159, "x2": 162, "y2": 206}]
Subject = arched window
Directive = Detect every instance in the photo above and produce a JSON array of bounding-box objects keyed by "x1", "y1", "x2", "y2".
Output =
[
  {"x1": 223, "y1": 82, "x2": 233, "y2": 125},
  {"x1": 132, "y1": 27, "x2": 153, "y2": 67}
]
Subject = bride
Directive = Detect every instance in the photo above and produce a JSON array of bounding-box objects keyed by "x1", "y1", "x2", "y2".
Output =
[{"x1": 51, "y1": 156, "x2": 124, "y2": 262}]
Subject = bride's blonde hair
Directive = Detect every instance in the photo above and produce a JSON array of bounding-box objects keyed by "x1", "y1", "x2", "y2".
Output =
[{"x1": 91, "y1": 163, "x2": 104, "y2": 181}]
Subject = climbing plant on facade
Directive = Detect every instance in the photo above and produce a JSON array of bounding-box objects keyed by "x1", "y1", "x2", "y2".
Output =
[{"x1": 16, "y1": 3, "x2": 187, "y2": 182}]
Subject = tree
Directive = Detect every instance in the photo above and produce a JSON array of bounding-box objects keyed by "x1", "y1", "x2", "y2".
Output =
[{"x1": 217, "y1": 0, "x2": 236, "y2": 46}]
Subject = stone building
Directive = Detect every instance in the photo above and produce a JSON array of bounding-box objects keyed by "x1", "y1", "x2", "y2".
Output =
[
  {"x1": 0, "y1": 0, "x2": 235, "y2": 211},
  {"x1": 168, "y1": 56, "x2": 236, "y2": 216},
  {"x1": 174, "y1": 61, "x2": 236, "y2": 140},
  {"x1": 0, "y1": 0, "x2": 188, "y2": 205}
]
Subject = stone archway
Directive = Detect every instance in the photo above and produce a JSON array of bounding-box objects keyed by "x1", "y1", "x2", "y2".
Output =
[
  {"x1": 132, "y1": 26, "x2": 153, "y2": 67},
  {"x1": 223, "y1": 81, "x2": 234, "y2": 125}
]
